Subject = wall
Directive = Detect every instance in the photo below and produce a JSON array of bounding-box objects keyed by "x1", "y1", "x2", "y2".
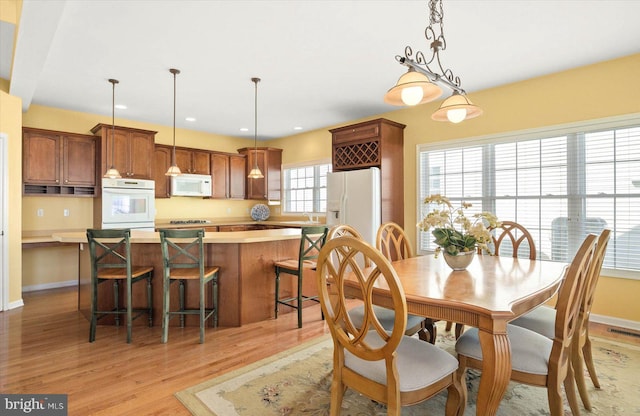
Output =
[{"x1": 273, "y1": 54, "x2": 640, "y2": 324}]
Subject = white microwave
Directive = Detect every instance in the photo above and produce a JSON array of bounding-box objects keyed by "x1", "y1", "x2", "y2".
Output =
[{"x1": 170, "y1": 174, "x2": 212, "y2": 197}]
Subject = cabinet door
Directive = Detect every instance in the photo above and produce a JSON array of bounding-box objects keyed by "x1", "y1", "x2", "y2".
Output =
[
  {"x1": 246, "y1": 149, "x2": 267, "y2": 199},
  {"x1": 229, "y1": 154, "x2": 246, "y2": 199},
  {"x1": 266, "y1": 149, "x2": 282, "y2": 201},
  {"x1": 128, "y1": 131, "x2": 154, "y2": 178},
  {"x1": 23, "y1": 131, "x2": 61, "y2": 184},
  {"x1": 191, "y1": 150, "x2": 211, "y2": 174},
  {"x1": 174, "y1": 148, "x2": 192, "y2": 173},
  {"x1": 153, "y1": 146, "x2": 172, "y2": 198},
  {"x1": 63, "y1": 135, "x2": 96, "y2": 186},
  {"x1": 211, "y1": 153, "x2": 229, "y2": 198}
]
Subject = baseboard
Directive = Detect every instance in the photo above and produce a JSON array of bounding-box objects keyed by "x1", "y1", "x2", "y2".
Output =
[
  {"x1": 7, "y1": 298, "x2": 24, "y2": 310},
  {"x1": 22, "y1": 280, "x2": 77, "y2": 293},
  {"x1": 590, "y1": 313, "x2": 640, "y2": 333}
]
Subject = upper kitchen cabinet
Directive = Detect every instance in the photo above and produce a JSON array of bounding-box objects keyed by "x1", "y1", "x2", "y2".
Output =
[
  {"x1": 238, "y1": 147, "x2": 282, "y2": 201},
  {"x1": 330, "y1": 118, "x2": 405, "y2": 227},
  {"x1": 152, "y1": 145, "x2": 172, "y2": 198},
  {"x1": 22, "y1": 127, "x2": 96, "y2": 196},
  {"x1": 91, "y1": 124, "x2": 156, "y2": 179},
  {"x1": 210, "y1": 152, "x2": 246, "y2": 199},
  {"x1": 175, "y1": 147, "x2": 211, "y2": 175}
]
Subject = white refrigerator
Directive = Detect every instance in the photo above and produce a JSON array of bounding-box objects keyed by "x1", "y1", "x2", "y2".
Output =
[{"x1": 326, "y1": 167, "x2": 381, "y2": 246}]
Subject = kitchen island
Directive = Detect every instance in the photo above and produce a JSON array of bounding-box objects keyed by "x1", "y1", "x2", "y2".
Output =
[{"x1": 53, "y1": 228, "x2": 317, "y2": 328}]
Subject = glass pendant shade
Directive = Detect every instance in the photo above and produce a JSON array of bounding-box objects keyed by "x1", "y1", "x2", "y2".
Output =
[
  {"x1": 104, "y1": 167, "x2": 121, "y2": 179},
  {"x1": 384, "y1": 69, "x2": 442, "y2": 106},
  {"x1": 431, "y1": 92, "x2": 483, "y2": 123},
  {"x1": 165, "y1": 164, "x2": 181, "y2": 177},
  {"x1": 248, "y1": 166, "x2": 264, "y2": 179}
]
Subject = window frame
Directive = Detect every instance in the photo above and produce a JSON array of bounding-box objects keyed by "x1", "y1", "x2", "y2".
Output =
[
  {"x1": 281, "y1": 159, "x2": 332, "y2": 216},
  {"x1": 416, "y1": 113, "x2": 640, "y2": 280}
]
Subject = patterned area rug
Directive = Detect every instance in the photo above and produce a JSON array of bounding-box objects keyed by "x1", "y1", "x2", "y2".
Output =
[{"x1": 176, "y1": 324, "x2": 640, "y2": 415}]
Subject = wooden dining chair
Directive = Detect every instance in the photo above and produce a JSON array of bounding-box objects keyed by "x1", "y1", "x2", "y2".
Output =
[
  {"x1": 328, "y1": 224, "x2": 431, "y2": 343},
  {"x1": 447, "y1": 220, "x2": 537, "y2": 338},
  {"x1": 510, "y1": 229, "x2": 611, "y2": 410},
  {"x1": 316, "y1": 235, "x2": 463, "y2": 416},
  {"x1": 274, "y1": 225, "x2": 329, "y2": 328},
  {"x1": 86, "y1": 228, "x2": 154, "y2": 343},
  {"x1": 159, "y1": 228, "x2": 219, "y2": 344},
  {"x1": 454, "y1": 233, "x2": 597, "y2": 416}
]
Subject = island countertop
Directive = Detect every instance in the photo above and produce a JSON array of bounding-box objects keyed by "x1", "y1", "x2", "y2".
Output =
[{"x1": 53, "y1": 228, "x2": 303, "y2": 244}]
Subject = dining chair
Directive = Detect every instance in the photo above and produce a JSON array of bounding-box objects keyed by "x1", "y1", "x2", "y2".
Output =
[
  {"x1": 328, "y1": 224, "x2": 431, "y2": 343},
  {"x1": 274, "y1": 225, "x2": 329, "y2": 328},
  {"x1": 159, "y1": 228, "x2": 219, "y2": 344},
  {"x1": 454, "y1": 233, "x2": 597, "y2": 416},
  {"x1": 446, "y1": 220, "x2": 537, "y2": 338},
  {"x1": 86, "y1": 228, "x2": 154, "y2": 343},
  {"x1": 316, "y1": 235, "x2": 463, "y2": 416},
  {"x1": 510, "y1": 229, "x2": 611, "y2": 410}
]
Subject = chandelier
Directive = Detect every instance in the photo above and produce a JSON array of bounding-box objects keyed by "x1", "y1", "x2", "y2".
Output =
[
  {"x1": 103, "y1": 78, "x2": 121, "y2": 178},
  {"x1": 247, "y1": 77, "x2": 264, "y2": 179},
  {"x1": 165, "y1": 68, "x2": 182, "y2": 176},
  {"x1": 384, "y1": 0, "x2": 482, "y2": 123}
]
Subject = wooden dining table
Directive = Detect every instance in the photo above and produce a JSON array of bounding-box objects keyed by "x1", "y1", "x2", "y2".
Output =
[{"x1": 342, "y1": 253, "x2": 568, "y2": 416}]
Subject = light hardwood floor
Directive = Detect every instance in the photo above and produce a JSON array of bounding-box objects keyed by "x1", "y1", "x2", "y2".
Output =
[
  {"x1": 0, "y1": 286, "x2": 330, "y2": 415},
  {"x1": 2, "y1": 287, "x2": 638, "y2": 415}
]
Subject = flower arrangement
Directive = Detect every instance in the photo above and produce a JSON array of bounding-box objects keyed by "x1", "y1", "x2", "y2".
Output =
[{"x1": 417, "y1": 194, "x2": 500, "y2": 257}]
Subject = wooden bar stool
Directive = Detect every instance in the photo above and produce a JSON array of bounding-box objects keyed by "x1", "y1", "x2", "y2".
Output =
[
  {"x1": 86, "y1": 228, "x2": 154, "y2": 343},
  {"x1": 159, "y1": 228, "x2": 219, "y2": 344}
]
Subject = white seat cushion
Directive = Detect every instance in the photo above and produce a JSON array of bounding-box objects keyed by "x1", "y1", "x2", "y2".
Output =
[
  {"x1": 344, "y1": 331, "x2": 459, "y2": 392},
  {"x1": 510, "y1": 305, "x2": 556, "y2": 339},
  {"x1": 348, "y1": 305, "x2": 425, "y2": 332},
  {"x1": 455, "y1": 325, "x2": 552, "y2": 376}
]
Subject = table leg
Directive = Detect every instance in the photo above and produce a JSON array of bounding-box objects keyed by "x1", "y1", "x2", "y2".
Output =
[{"x1": 475, "y1": 329, "x2": 511, "y2": 415}]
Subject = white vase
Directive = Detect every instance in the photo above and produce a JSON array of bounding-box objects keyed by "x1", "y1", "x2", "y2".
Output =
[{"x1": 443, "y1": 251, "x2": 475, "y2": 270}]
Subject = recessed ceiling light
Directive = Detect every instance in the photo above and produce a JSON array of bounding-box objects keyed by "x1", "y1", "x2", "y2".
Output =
[
  {"x1": 185, "y1": 117, "x2": 196, "y2": 122},
  {"x1": 293, "y1": 126, "x2": 303, "y2": 131},
  {"x1": 115, "y1": 104, "x2": 127, "y2": 110},
  {"x1": 240, "y1": 127, "x2": 249, "y2": 132}
]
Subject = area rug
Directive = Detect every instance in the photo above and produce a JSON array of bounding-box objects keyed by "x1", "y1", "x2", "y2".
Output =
[{"x1": 176, "y1": 324, "x2": 640, "y2": 415}]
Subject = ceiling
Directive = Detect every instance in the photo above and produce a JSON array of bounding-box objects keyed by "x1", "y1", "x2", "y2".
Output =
[{"x1": 5, "y1": 0, "x2": 640, "y2": 140}]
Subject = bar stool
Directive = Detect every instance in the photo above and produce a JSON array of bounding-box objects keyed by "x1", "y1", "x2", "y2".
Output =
[
  {"x1": 159, "y1": 228, "x2": 219, "y2": 344},
  {"x1": 274, "y1": 225, "x2": 328, "y2": 328},
  {"x1": 86, "y1": 228, "x2": 154, "y2": 343}
]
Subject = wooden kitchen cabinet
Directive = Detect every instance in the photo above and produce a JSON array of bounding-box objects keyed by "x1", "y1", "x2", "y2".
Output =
[
  {"x1": 330, "y1": 118, "x2": 405, "y2": 227},
  {"x1": 238, "y1": 147, "x2": 282, "y2": 201},
  {"x1": 22, "y1": 127, "x2": 96, "y2": 196},
  {"x1": 91, "y1": 124, "x2": 156, "y2": 179},
  {"x1": 175, "y1": 147, "x2": 210, "y2": 174},
  {"x1": 210, "y1": 152, "x2": 246, "y2": 199},
  {"x1": 152, "y1": 145, "x2": 172, "y2": 198}
]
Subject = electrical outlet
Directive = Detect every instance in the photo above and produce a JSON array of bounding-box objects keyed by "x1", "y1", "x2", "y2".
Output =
[
  {"x1": 64, "y1": 209, "x2": 70, "y2": 217},
  {"x1": 37, "y1": 209, "x2": 44, "y2": 217}
]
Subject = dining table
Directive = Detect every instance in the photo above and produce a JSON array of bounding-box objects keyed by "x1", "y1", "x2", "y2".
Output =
[{"x1": 342, "y1": 253, "x2": 568, "y2": 416}]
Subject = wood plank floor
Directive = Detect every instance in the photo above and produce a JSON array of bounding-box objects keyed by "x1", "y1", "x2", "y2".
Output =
[
  {"x1": 0, "y1": 286, "x2": 330, "y2": 415},
  {"x1": 2, "y1": 287, "x2": 638, "y2": 415}
]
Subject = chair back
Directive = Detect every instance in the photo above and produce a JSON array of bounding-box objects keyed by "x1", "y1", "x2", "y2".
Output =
[
  {"x1": 376, "y1": 222, "x2": 413, "y2": 261},
  {"x1": 158, "y1": 228, "x2": 207, "y2": 276},
  {"x1": 578, "y1": 229, "x2": 611, "y2": 333},
  {"x1": 485, "y1": 220, "x2": 536, "y2": 259},
  {"x1": 550, "y1": 234, "x2": 597, "y2": 366},
  {"x1": 317, "y1": 235, "x2": 407, "y2": 362},
  {"x1": 297, "y1": 225, "x2": 329, "y2": 267},
  {"x1": 86, "y1": 228, "x2": 133, "y2": 278},
  {"x1": 328, "y1": 224, "x2": 371, "y2": 267}
]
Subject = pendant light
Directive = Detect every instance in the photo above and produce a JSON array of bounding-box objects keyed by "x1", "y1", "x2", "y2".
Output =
[
  {"x1": 165, "y1": 68, "x2": 182, "y2": 176},
  {"x1": 247, "y1": 77, "x2": 264, "y2": 179},
  {"x1": 103, "y1": 79, "x2": 122, "y2": 179}
]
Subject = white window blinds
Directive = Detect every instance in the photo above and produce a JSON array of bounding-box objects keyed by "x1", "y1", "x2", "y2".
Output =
[
  {"x1": 417, "y1": 117, "x2": 640, "y2": 277},
  {"x1": 283, "y1": 162, "x2": 331, "y2": 214}
]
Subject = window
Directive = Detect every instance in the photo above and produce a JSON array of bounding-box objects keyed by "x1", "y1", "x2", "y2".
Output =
[
  {"x1": 282, "y1": 161, "x2": 332, "y2": 214},
  {"x1": 417, "y1": 116, "x2": 640, "y2": 277}
]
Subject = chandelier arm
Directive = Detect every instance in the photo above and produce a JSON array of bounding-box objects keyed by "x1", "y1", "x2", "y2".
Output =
[{"x1": 398, "y1": 57, "x2": 465, "y2": 95}]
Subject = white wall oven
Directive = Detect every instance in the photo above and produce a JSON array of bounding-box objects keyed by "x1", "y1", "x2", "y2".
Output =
[{"x1": 101, "y1": 178, "x2": 155, "y2": 231}]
